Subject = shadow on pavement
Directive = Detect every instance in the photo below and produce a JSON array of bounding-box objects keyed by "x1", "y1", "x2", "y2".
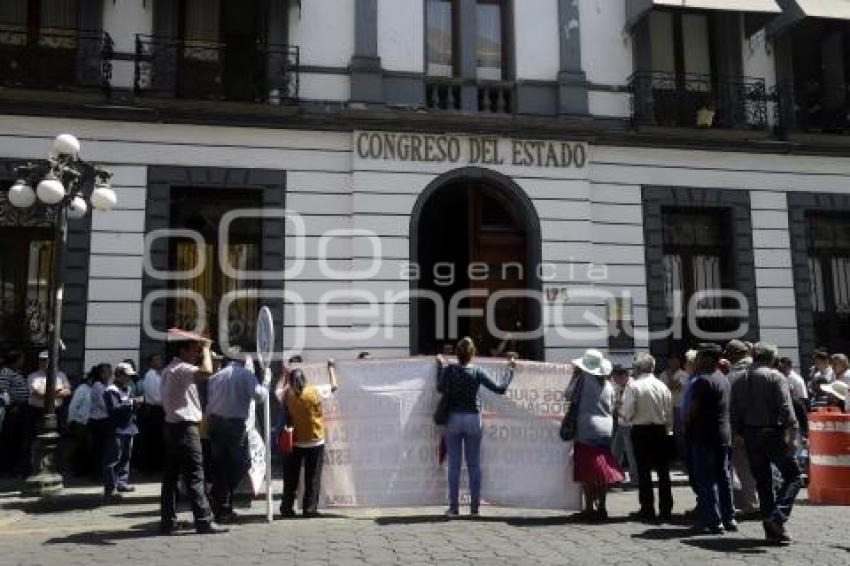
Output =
[
  {"x1": 507, "y1": 513, "x2": 631, "y2": 527},
  {"x1": 631, "y1": 527, "x2": 703, "y2": 540},
  {"x1": 681, "y1": 537, "x2": 770, "y2": 554},
  {"x1": 44, "y1": 522, "x2": 175, "y2": 546},
  {"x1": 3, "y1": 494, "x2": 161, "y2": 514},
  {"x1": 374, "y1": 513, "x2": 632, "y2": 527},
  {"x1": 374, "y1": 515, "x2": 450, "y2": 526},
  {"x1": 113, "y1": 508, "x2": 161, "y2": 519}
]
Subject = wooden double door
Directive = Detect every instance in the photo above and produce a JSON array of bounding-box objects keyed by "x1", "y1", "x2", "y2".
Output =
[{"x1": 416, "y1": 182, "x2": 532, "y2": 358}]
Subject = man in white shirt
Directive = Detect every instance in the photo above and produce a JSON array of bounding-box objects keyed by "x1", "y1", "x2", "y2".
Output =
[
  {"x1": 777, "y1": 358, "x2": 808, "y2": 403},
  {"x1": 622, "y1": 352, "x2": 674, "y2": 521},
  {"x1": 809, "y1": 350, "x2": 834, "y2": 407},
  {"x1": 139, "y1": 353, "x2": 164, "y2": 474},
  {"x1": 27, "y1": 351, "x2": 72, "y2": 410},
  {"x1": 160, "y1": 334, "x2": 225, "y2": 535},
  {"x1": 25, "y1": 351, "x2": 72, "y2": 475}
]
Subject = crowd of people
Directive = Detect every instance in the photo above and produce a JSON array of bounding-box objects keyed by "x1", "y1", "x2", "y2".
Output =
[
  {"x1": 598, "y1": 340, "x2": 846, "y2": 545},
  {"x1": 1, "y1": 334, "x2": 847, "y2": 543}
]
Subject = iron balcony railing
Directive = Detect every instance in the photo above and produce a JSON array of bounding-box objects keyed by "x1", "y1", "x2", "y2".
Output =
[
  {"x1": 0, "y1": 27, "x2": 112, "y2": 92},
  {"x1": 629, "y1": 71, "x2": 768, "y2": 130},
  {"x1": 134, "y1": 35, "x2": 299, "y2": 103},
  {"x1": 425, "y1": 77, "x2": 515, "y2": 114},
  {"x1": 772, "y1": 81, "x2": 850, "y2": 135}
]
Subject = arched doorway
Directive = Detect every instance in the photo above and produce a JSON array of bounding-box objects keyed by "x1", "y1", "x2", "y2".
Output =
[{"x1": 410, "y1": 168, "x2": 543, "y2": 360}]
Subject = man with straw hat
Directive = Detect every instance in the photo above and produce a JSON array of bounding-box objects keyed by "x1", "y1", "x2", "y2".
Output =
[{"x1": 159, "y1": 329, "x2": 226, "y2": 535}]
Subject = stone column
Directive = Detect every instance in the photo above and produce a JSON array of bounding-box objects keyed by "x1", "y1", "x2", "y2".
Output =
[
  {"x1": 557, "y1": 0, "x2": 588, "y2": 115},
  {"x1": 350, "y1": 0, "x2": 383, "y2": 104}
]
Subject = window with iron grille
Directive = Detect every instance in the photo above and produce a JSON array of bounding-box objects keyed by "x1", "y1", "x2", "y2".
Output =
[
  {"x1": 661, "y1": 208, "x2": 737, "y2": 349},
  {"x1": 168, "y1": 188, "x2": 262, "y2": 351},
  {"x1": 0, "y1": 186, "x2": 55, "y2": 357},
  {"x1": 806, "y1": 213, "x2": 850, "y2": 354}
]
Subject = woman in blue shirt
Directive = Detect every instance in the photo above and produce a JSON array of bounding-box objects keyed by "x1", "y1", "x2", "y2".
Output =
[{"x1": 436, "y1": 337, "x2": 515, "y2": 517}]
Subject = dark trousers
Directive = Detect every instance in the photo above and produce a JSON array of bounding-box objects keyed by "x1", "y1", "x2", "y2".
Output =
[
  {"x1": 631, "y1": 424, "x2": 673, "y2": 516},
  {"x1": 137, "y1": 405, "x2": 164, "y2": 474},
  {"x1": 208, "y1": 416, "x2": 249, "y2": 517},
  {"x1": 103, "y1": 433, "x2": 133, "y2": 492},
  {"x1": 745, "y1": 427, "x2": 803, "y2": 525},
  {"x1": 161, "y1": 422, "x2": 213, "y2": 528},
  {"x1": 282, "y1": 445, "x2": 324, "y2": 515},
  {"x1": 89, "y1": 418, "x2": 109, "y2": 481},
  {"x1": 691, "y1": 442, "x2": 735, "y2": 527},
  {"x1": 23, "y1": 406, "x2": 45, "y2": 476},
  {"x1": 68, "y1": 421, "x2": 92, "y2": 477},
  {"x1": 0, "y1": 406, "x2": 26, "y2": 475}
]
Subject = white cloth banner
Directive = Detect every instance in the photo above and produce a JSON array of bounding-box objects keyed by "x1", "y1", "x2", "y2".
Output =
[{"x1": 297, "y1": 358, "x2": 580, "y2": 510}]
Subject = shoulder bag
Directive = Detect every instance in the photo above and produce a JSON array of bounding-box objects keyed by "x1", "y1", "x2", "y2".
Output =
[{"x1": 559, "y1": 373, "x2": 585, "y2": 442}]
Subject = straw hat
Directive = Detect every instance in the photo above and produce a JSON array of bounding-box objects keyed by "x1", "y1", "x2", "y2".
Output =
[{"x1": 822, "y1": 381, "x2": 849, "y2": 402}]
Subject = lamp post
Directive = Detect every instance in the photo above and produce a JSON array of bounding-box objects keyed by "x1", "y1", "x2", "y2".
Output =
[{"x1": 9, "y1": 134, "x2": 116, "y2": 496}]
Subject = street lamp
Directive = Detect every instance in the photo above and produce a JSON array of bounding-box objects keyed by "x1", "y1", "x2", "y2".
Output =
[{"x1": 9, "y1": 134, "x2": 115, "y2": 496}]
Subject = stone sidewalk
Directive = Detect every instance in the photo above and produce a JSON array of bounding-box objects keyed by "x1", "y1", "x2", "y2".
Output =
[{"x1": 0, "y1": 478, "x2": 848, "y2": 566}]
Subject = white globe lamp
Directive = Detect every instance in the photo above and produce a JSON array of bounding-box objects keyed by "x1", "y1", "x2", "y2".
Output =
[
  {"x1": 53, "y1": 134, "x2": 80, "y2": 158},
  {"x1": 36, "y1": 175, "x2": 65, "y2": 205},
  {"x1": 8, "y1": 180, "x2": 36, "y2": 208},
  {"x1": 91, "y1": 182, "x2": 117, "y2": 211},
  {"x1": 67, "y1": 195, "x2": 88, "y2": 219}
]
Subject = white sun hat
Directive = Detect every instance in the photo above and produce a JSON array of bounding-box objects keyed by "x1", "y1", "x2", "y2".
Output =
[{"x1": 572, "y1": 349, "x2": 613, "y2": 377}]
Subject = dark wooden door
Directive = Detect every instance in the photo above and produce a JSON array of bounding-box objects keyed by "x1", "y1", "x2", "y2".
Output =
[{"x1": 467, "y1": 187, "x2": 529, "y2": 358}]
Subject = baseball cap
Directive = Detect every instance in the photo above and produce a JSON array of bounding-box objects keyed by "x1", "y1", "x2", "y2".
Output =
[{"x1": 115, "y1": 362, "x2": 137, "y2": 376}]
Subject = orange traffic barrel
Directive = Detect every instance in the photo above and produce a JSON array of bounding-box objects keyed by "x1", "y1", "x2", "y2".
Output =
[{"x1": 808, "y1": 407, "x2": 850, "y2": 504}]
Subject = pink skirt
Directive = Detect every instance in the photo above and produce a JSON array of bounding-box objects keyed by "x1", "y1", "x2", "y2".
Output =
[{"x1": 573, "y1": 441, "x2": 624, "y2": 486}]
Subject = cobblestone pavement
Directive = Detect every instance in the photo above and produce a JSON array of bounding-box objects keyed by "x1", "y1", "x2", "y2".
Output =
[{"x1": 1, "y1": 477, "x2": 848, "y2": 566}]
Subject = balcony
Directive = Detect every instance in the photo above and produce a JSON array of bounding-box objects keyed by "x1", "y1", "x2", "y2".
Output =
[
  {"x1": 133, "y1": 35, "x2": 299, "y2": 104},
  {"x1": 775, "y1": 82, "x2": 850, "y2": 135},
  {"x1": 425, "y1": 78, "x2": 515, "y2": 114},
  {"x1": 0, "y1": 28, "x2": 112, "y2": 92},
  {"x1": 629, "y1": 72, "x2": 768, "y2": 130}
]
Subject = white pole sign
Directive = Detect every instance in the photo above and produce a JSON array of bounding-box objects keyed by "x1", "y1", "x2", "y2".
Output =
[{"x1": 256, "y1": 306, "x2": 275, "y2": 523}]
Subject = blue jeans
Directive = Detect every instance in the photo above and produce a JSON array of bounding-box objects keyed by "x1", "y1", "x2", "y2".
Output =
[
  {"x1": 612, "y1": 423, "x2": 638, "y2": 483},
  {"x1": 744, "y1": 428, "x2": 802, "y2": 525},
  {"x1": 445, "y1": 412, "x2": 482, "y2": 512},
  {"x1": 690, "y1": 443, "x2": 734, "y2": 527},
  {"x1": 103, "y1": 433, "x2": 133, "y2": 492}
]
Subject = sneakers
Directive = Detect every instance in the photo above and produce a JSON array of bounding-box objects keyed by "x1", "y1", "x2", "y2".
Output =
[
  {"x1": 279, "y1": 508, "x2": 296, "y2": 519},
  {"x1": 444, "y1": 508, "x2": 459, "y2": 518},
  {"x1": 723, "y1": 519, "x2": 739, "y2": 532},
  {"x1": 694, "y1": 524, "x2": 725, "y2": 535},
  {"x1": 116, "y1": 485, "x2": 135, "y2": 493}
]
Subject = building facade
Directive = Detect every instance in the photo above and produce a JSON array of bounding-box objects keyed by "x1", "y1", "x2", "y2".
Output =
[{"x1": 2, "y1": 0, "x2": 849, "y2": 377}]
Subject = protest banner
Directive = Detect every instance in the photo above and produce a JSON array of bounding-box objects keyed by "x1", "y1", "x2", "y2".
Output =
[{"x1": 296, "y1": 358, "x2": 580, "y2": 510}]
